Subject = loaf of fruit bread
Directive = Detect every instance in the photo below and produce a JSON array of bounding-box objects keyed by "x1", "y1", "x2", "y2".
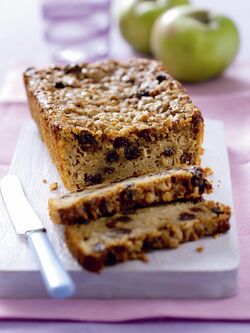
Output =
[
  {"x1": 23, "y1": 58, "x2": 204, "y2": 191},
  {"x1": 49, "y1": 166, "x2": 212, "y2": 225},
  {"x1": 65, "y1": 200, "x2": 231, "y2": 272}
]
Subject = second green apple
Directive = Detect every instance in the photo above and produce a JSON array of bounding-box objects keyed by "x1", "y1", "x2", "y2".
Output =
[
  {"x1": 151, "y1": 6, "x2": 240, "y2": 82},
  {"x1": 119, "y1": 0, "x2": 190, "y2": 54}
]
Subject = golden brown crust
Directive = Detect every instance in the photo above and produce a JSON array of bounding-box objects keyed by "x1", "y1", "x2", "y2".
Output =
[
  {"x1": 64, "y1": 200, "x2": 231, "y2": 273},
  {"x1": 23, "y1": 59, "x2": 202, "y2": 138},
  {"x1": 24, "y1": 59, "x2": 204, "y2": 191},
  {"x1": 49, "y1": 166, "x2": 212, "y2": 225}
]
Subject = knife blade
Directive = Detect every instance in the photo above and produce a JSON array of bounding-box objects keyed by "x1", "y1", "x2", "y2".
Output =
[{"x1": 0, "y1": 175, "x2": 75, "y2": 299}]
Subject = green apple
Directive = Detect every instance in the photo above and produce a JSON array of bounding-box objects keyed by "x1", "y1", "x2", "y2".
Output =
[
  {"x1": 151, "y1": 6, "x2": 240, "y2": 82},
  {"x1": 119, "y1": 0, "x2": 190, "y2": 54}
]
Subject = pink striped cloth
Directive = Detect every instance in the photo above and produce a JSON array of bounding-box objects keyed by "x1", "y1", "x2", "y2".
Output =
[{"x1": 0, "y1": 62, "x2": 250, "y2": 322}]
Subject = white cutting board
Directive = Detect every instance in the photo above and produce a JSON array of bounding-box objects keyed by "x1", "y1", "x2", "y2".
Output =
[{"x1": 0, "y1": 119, "x2": 239, "y2": 299}]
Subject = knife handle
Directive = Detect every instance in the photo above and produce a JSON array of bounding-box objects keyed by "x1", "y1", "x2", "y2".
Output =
[{"x1": 27, "y1": 230, "x2": 75, "y2": 299}]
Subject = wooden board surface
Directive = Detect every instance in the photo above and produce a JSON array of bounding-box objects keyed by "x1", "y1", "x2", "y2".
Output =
[{"x1": 0, "y1": 119, "x2": 239, "y2": 299}]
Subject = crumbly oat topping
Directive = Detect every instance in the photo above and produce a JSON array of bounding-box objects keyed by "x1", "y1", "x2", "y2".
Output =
[{"x1": 24, "y1": 59, "x2": 201, "y2": 139}]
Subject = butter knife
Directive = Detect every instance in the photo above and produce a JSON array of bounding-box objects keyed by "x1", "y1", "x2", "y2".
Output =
[{"x1": 0, "y1": 175, "x2": 75, "y2": 299}]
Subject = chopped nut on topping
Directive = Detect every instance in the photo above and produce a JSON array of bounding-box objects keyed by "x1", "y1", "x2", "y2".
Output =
[
  {"x1": 42, "y1": 179, "x2": 47, "y2": 184},
  {"x1": 50, "y1": 182, "x2": 58, "y2": 191}
]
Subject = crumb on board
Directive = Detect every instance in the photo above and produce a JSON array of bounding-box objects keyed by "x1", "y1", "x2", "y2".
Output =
[
  {"x1": 205, "y1": 167, "x2": 213, "y2": 176},
  {"x1": 213, "y1": 234, "x2": 221, "y2": 239},
  {"x1": 50, "y1": 182, "x2": 58, "y2": 191},
  {"x1": 195, "y1": 246, "x2": 204, "y2": 253},
  {"x1": 140, "y1": 253, "x2": 149, "y2": 263},
  {"x1": 42, "y1": 179, "x2": 47, "y2": 184}
]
